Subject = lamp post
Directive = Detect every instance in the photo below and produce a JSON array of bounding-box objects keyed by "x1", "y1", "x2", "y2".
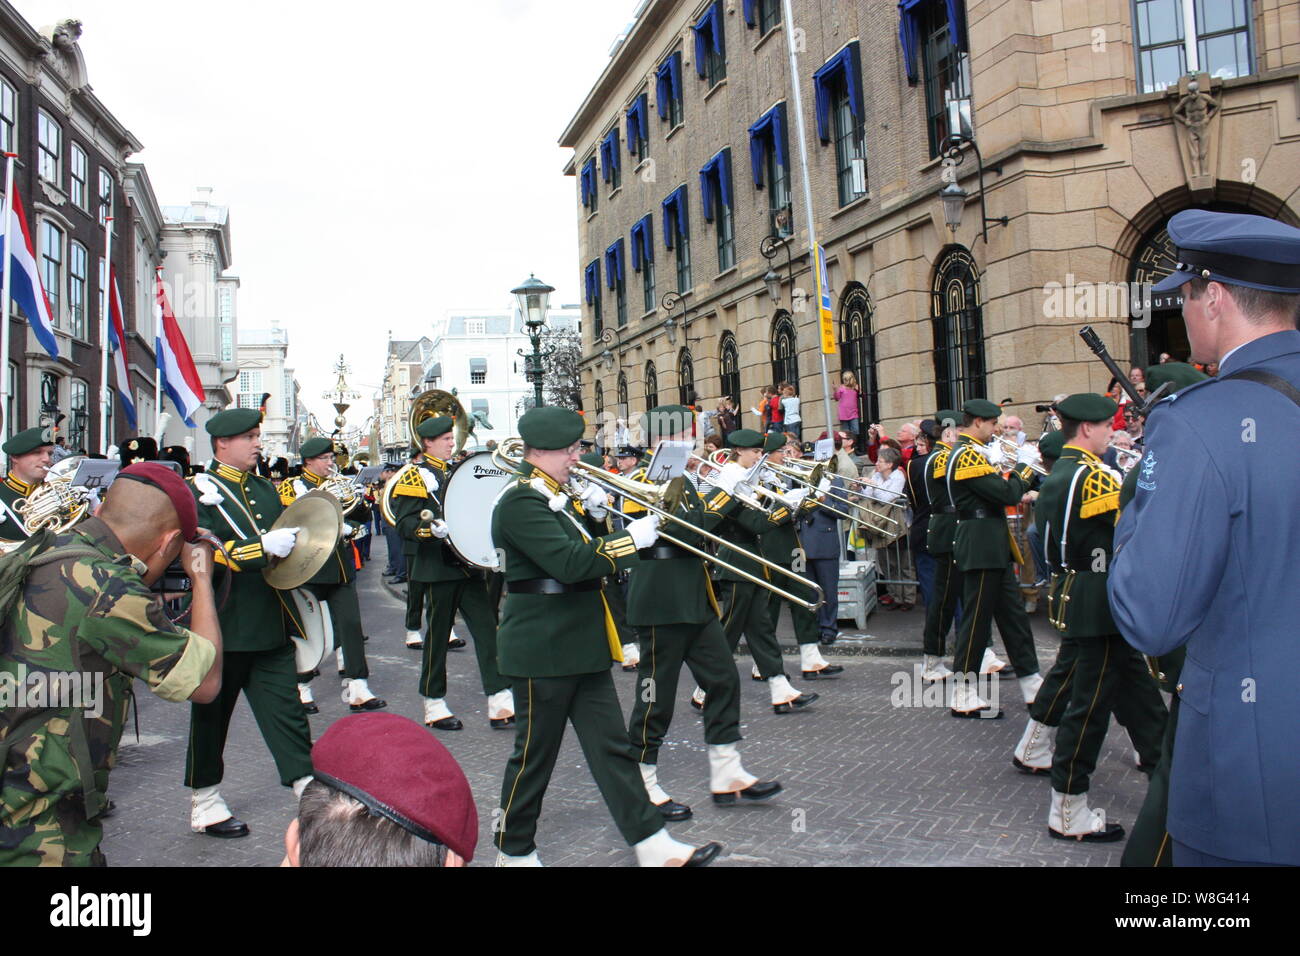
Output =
[
  {"x1": 512, "y1": 274, "x2": 555, "y2": 409},
  {"x1": 759, "y1": 234, "x2": 796, "y2": 306},
  {"x1": 938, "y1": 133, "x2": 1007, "y2": 245},
  {"x1": 321, "y1": 354, "x2": 362, "y2": 441}
]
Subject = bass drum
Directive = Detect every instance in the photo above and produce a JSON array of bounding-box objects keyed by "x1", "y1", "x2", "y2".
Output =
[{"x1": 441, "y1": 451, "x2": 517, "y2": 570}]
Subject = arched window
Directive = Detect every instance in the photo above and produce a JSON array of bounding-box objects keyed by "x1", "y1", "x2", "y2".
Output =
[
  {"x1": 68, "y1": 379, "x2": 89, "y2": 453},
  {"x1": 644, "y1": 361, "x2": 658, "y2": 411},
  {"x1": 593, "y1": 380, "x2": 607, "y2": 451},
  {"x1": 838, "y1": 283, "x2": 879, "y2": 427},
  {"x1": 617, "y1": 370, "x2": 629, "y2": 414},
  {"x1": 677, "y1": 348, "x2": 695, "y2": 406},
  {"x1": 931, "y1": 247, "x2": 986, "y2": 412},
  {"x1": 719, "y1": 331, "x2": 741, "y2": 426},
  {"x1": 770, "y1": 311, "x2": 798, "y2": 390}
]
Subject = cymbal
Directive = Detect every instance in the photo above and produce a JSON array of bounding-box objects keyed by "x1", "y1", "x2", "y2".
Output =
[{"x1": 262, "y1": 489, "x2": 344, "y2": 590}]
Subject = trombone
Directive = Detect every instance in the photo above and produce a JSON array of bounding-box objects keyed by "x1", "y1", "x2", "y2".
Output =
[
  {"x1": 493, "y1": 440, "x2": 823, "y2": 612},
  {"x1": 761, "y1": 459, "x2": 904, "y2": 536},
  {"x1": 980, "y1": 435, "x2": 1049, "y2": 476}
]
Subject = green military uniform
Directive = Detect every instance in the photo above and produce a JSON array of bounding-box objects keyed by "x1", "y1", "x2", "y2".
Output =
[
  {"x1": 0, "y1": 519, "x2": 215, "y2": 865},
  {"x1": 945, "y1": 400, "x2": 1041, "y2": 696},
  {"x1": 184, "y1": 409, "x2": 313, "y2": 790},
  {"x1": 921, "y1": 410, "x2": 963, "y2": 660},
  {"x1": 0, "y1": 427, "x2": 55, "y2": 542},
  {"x1": 492, "y1": 407, "x2": 661, "y2": 856},
  {"x1": 383, "y1": 417, "x2": 507, "y2": 720},
  {"x1": 756, "y1": 436, "x2": 826, "y2": 655},
  {"x1": 701, "y1": 430, "x2": 795, "y2": 681},
  {"x1": 278, "y1": 446, "x2": 375, "y2": 687},
  {"x1": 620, "y1": 409, "x2": 742, "y2": 777},
  {"x1": 1035, "y1": 394, "x2": 1167, "y2": 839},
  {"x1": 578, "y1": 454, "x2": 637, "y2": 668}
]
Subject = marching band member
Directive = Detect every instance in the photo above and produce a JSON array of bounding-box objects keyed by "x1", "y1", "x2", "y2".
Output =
[
  {"x1": 919, "y1": 411, "x2": 960, "y2": 682},
  {"x1": 384, "y1": 416, "x2": 513, "y2": 731},
  {"x1": 621, "y1": 407, "x2": 781, "y2": 820},
  {"x1": 577, "y1": 452, "x2": 639, "y2": 672},
  {"x1": 491, "y1": 405, "x2": 720, "y2": 866},
  {"x1": 185, "y1": 408, "x2": 314, "y2": 839},
  {"x1": 0, "y1": 427, "x2": 54, "y2": 541},
  {"x1": 279, "y1": 436, "x2": 386, "y2": 714}
]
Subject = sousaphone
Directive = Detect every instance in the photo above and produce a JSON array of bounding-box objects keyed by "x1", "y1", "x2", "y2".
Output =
[{"x1": 409, "y1": 388, "x2": 473, "y2": 454}]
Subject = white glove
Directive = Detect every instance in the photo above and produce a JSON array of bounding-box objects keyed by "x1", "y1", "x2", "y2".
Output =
[
  {"x1": 711, "y1": 461, "x2": 748, "y2": 495},
  {"x1": 262, "y1": 527, "x2": 300, "y2": 558},
  {"x1": 817, "y1": 477, "x2": 832, "y2": 494},
  {"x1": 982, "y1": 441, "x2": 1006, "y2": 467},
  {"x1": 1016, "y1": 444, "x2": 1041, "y2": 469},
  {"x1": 626, "y1": 514, "x2": 661, "y2": 550},
  {"x1": 581, "y1": 483, "x2": 609, "y2": 518},
  {"x1": 430, "y1": 518, "x2": 450, "y2": 539},
  {"x1": 783, "y1": 488, "x2": 810, "y2": 509}
]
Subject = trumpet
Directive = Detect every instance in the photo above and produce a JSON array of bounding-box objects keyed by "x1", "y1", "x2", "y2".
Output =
[
  {"x1": 1108, "y1": 442, "x2": 1143, "y2": 469},
  {"x1": 980, "y1": 436, "x2": 1049, "y2": 476},
  {"x1": 492, "y1": 439, "x2": 823, "y2": 612}
]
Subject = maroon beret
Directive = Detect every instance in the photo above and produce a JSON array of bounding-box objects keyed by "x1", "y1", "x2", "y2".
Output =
[
  {"x1": 117, "y1": 462, "x2": 200, "y2": 543},
  {"x1": 311, "y1": 713, "x2": 478, "y2": 861}
]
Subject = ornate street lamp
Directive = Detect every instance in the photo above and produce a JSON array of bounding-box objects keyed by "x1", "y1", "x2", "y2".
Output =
[
  {"x1": 938, "y1": 133, "x2": 1007, "y2": 245},
  {"x1": 512, "y1": 274, "x2": 555, "y2": 409}
]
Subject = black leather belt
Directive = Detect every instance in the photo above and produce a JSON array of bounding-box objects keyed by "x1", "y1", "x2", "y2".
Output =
[
  {"x1": 639, "y1": 543, "x2": 692, "y2": 560},
  {"x1": 957, "y1": 508, "x2": 992, "y2": 520},
  {"x1": 507, "y1": 577, "x2": 603, "y2": 595},
  {"x1": 939, "y1": 506, "x2": 957, "y2": 514}
]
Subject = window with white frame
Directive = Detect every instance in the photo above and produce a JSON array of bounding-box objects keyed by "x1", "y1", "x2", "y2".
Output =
[
  {"x1": 465, "y1": 318, "x2": 485, "y2": 335},
  {"x1": 470, "y1": 357, "x2": 486, "y2": 384},
  {"x1": 70, "y1": 145, "x2": 88, "y2": 210},
  {"x1": 0, "y1": 80, "x2": 16, "y2": 154},
  {"x1": 283, "y1": 371, "x2": 294, "y2": 418},
  {"x1": 218, "y1": 286, "x2": 235, "y2": 361},
  {"x1": 69, "y1": 242, "x2": 87, "y2": 339},
  {"x1": 1135, "y1": 0, "x2": 1253, "y2": 93},
  {"x1": 41, "y1": 222, "x2": 62, "y2": 326},
  {"x1": 237, "y1": 369, "x2": 263, "y2": 409},
  {"x1": 37, "y1": 111, "x2": 60, "y2": 183}
]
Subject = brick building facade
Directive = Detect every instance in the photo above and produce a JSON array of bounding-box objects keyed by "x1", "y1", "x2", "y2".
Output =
[{"x1": 562, "y1": 0, "x2": 1300, "y2": 441}]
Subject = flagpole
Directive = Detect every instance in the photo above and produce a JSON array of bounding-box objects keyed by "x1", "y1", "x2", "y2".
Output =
[
  {"x1": 100, "y1": 197, "x2": 113, "y2": 455},
  {"x1": 0, "y1": 153, "x2": 14, "y2": 473},
  {"x1": 154, "y1": 268, "x2": 162, "y2": 439}
]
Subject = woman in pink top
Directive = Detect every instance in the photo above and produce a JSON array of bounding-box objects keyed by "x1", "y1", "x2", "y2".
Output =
[{"x1": 834, "y1": 371, "x2": 861, "y2": 437}]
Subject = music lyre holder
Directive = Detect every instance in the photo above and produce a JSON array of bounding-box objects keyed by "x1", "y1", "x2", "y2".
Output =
[{"x1": 1078, "y1": 326, "x2": 1170, "y2": 417}]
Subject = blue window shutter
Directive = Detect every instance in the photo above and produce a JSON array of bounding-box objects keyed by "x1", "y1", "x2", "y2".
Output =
[
  {"x1": 605, "y1": 239, "x2": 625, "y2": 289},
  {"x1": 812, "y1": 43, "x2": 864, "y2": 143},
  {"x1": 626, "y1": 94, "x2": 648, "y2": 153},
  {"x1": 656, "y1": 62, "x2": 672, "y2": 119},
  {"x1": 662, "y1": 193, "x2": 676, "y2": 249},
  {"x1": 669, "y1": 52, "x2": 682, "y2": 103},
  {"x1": 699, "y1": 158, "x2": 717, "y2": 223},
  {"x1": 897, "y1": 0, "x2": 960, "y2": 85},
  {"x1": 641, "y1": 215, "x2": 654, "y2": 264},
  {"x1": 747, "y1": 103, "x2": 788, "y2": 188},
  {"x1": 630, "y1": 220, "x2": 643, "y2": 272},
  {"x1": 585, "y1": 262, "x2": 599, "y2": 304},
  {"x1": 945, "y1": 0, "x2": 965, "y2": 50},
  {"x1": 748, "y1": 122, "x2": 767, "y2": 188},
  {"x1": 743, "y1": 0, "x2": 756, "y2": 27},
  {"x1": 718, "y1": 148, "x2": 732, "y2": 211},
  {"x1": 692, "y1": 2, "x2": 723, "y2": 77}
]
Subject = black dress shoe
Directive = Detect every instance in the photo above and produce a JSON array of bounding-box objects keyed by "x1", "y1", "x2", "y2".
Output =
[
  {"x1": 406, "y1": 641, "x2": 424, "y2": 650},
  {"x1": 655, "y1": 799, "x2": 693, "y2": 821},
  {"x1": 199, "y1": 817, "x2": 250, "y2": 839},
  {"x1": 448, "y1": 637, "x2": 467, "y2": 650},
  {"x1": 751, "y1": 672, "x2": 766, "y2": 682},
  {"x1": 950, "y1": 707, "x2": 1003, "y2": 719},
  {"x1": 349, "y1": 697, "x2": 388, "y2": 712},
  {"x1": 1048, "y1": 822, "x2": 1125, "y2": 843},
  {"x1": 302, "y1": 701, "x2": 319, "y2": 715},
  {"x1": 802, "y1": 664, "x2": 843, "y2": 679},
  {"x1": 712, "y1": 780, "x2": 782, "y2": 805},
  {"x1": 392, "y1": 575, "x2": 408, "y2": 584},
  {"x1": 490, "y1": 716, "x2": 516, "y2": 730},
  {"x1": 1012, "y1": 756, "x2": 1050, "y2": 774},
  {"x1": 819, "y1": 633, "x2": 839, "y2": 646},
  {"x1": 97, "y1": 799, "x2": 117, "y2": 819},
  {"x1": 427, "y1": 716, "x2": 464, "y2": 731},
  {"x1": 684, "y1": 842, "x2": 723, "y2": 867},
  {"x1": 689, "y1": 697, "x2": 704, "y2": 711},
  {"x1": 622, "y1": 663, "x2": 639, "y2": 672},
  {"x1": 773, "y1": 692, "x2": 818, "y2": 714}
]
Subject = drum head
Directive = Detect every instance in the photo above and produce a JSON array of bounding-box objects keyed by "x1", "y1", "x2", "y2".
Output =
[{"x1": 442, "y1": 452, "x2": 515, "y2": 569}]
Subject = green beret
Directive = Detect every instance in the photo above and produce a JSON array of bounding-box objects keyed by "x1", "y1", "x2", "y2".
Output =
[
  {"x1": 2, "y1": 426, "x2": 54, "y2": 456},
  {"x1": 763, "y1": 432, "x2": 788, "y2": 453},
  {"x1": 518, "y1": 406, "x2": 584, "y2": 450},
  {"x1": 300, "y1": 436, "x2": 334, "y2": 459},
  {"x1": 579, "y1": 452, "x2": 605, "y2": 467},
  {"x1": 415, "y1": 416, "x2": 455, "y2": 440},
  {"x1": 640, "y1": 404, "x2": 695, "y2": 441},
  {"x1": 206, "y1": 408, "x2": 262, "y2": 438},
  {"x1": 962, "y1": 399, "x2": 1001, "y2": 420},
  {"x1": 1055, "y1": 393, "x2": 1117, "y2": 423},
  {"x1": 1038, "y1": 430, "x2": 1066, "y2": 460},
  {"x1": 726, "y1": 428, "x2": 764, "y2": 449},
  {"x1": 934, "y1": 410, "x2": 961, "y2": 430},
  {"x1": 1145, "y1": 362, "x2": 1207, "y2": 397}
]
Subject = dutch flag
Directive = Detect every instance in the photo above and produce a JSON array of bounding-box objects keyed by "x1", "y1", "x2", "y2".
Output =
[
  {"x1": 0, "y1": 185, "x2": 58, "y2": 358},
  {"x1": 107, "y1": 266, "x2": 137, "y2": 429},
  {"x1": 155, "y1": 271, "x2": 204, "y2": 427}
]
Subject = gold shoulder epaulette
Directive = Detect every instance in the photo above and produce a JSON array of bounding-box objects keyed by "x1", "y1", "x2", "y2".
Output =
[
  {"x1": 952, "y1": 446, "x2": 994, "y2": 481},
  {"x1": 931, "y1": 447, "x2": 951, "y2": 480},
  {"x1": 277, "y1": 478, "x2": 297, "y2": 506},
  {"x1": 1079, "y1": 465, "x2": 1121, "y2": 520},
  {"x1": 392, "y1": 464, "x2": 428, "y2": 499}
]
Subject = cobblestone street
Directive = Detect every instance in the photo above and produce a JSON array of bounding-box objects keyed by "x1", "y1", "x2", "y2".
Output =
[{"x1": 101, "y1": 539, "x2": 1156, "y2": 867}]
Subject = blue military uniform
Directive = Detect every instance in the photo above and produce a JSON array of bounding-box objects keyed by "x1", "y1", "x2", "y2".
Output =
[{"x1": 1109, "y1": 209, "x2": 1300, "y2": 866}]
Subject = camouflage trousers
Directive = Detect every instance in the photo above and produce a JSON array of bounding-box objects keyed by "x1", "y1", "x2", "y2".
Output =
[{"x1": 0, "y1": 794, "x2": 107, "y2": 867}]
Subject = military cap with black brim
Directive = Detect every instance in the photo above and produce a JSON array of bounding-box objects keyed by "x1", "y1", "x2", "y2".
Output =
[
  {"x1": 1152, "y1": 210, "x2": 1300, "y2": 294},
  {"x1": 1038, "y1": 431, "x2": 1066, "y2": 460},
  {"x1": 726, "y1": 428, "x2": 764, "y2": 449},
  {"x1": 206, "y1": 408, "x2": 262, "y2": 438},
  {"x1": 763, "y1": 432, "x2": 788, "y2": 453},
  {"x1": 961, "y1": 399, "x2": 1002, "y2": 420},
  {"x1": 579, "y1": 452, "x2": 605, "y2": 467},
  {"x1": 415, "y1": 416, "x2": 454, "y2": 440},
  {"x1": 518, "y1": 406, "x2": 585, "y2": 450},
  {"x1": 1055, "y1": 393, "x2": 1117, "y2": 423},
  {"x1": 3, "y1": 426, "x2": 55, "y2": 456},
  {"x1": 1144, "y1": 362, "x2": 1207, "y2": 396},
  {"x1": 300, "y1": 436, "x2": 334, "y2": 459}
]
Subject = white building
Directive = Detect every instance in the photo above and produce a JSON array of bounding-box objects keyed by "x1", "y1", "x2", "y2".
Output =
[
  {"x1": 423, "y1": 304, "x2": 580, "y2": 446},
  {"x1": 378, "y1": 337, "x2": 432, "y2": 460},
  {"x1": 233, "y1": 324, "x2": 296, "y2": 459},
  {"x1": 158, "y1": 187, "x2": 238, "y2": 447}
]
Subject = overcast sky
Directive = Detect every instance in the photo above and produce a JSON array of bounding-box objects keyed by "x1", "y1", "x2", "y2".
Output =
[{"x1": 17, "y1": 0, "x2": 637, "y2": 425}]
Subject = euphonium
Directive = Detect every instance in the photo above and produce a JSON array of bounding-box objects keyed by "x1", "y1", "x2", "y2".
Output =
[
  {"x1": 319, "y1": 471, "x2": 364, "y2": 515},
  {"x1": 16, "y1": 457, "x2": 92, "y2": 534}
]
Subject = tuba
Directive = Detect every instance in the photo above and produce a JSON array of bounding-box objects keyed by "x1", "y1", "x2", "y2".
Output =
[
  {"x1": 16, "y1": 457, "x2": 92, "y2": 534},
  {"x1": 409, "y1": 388, "x2": 473, "y2": 454}
]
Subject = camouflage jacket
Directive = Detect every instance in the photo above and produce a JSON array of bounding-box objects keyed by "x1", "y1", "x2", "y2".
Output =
[{"x1": 0, "y1": 518, "x2": 215, "y2": 828}]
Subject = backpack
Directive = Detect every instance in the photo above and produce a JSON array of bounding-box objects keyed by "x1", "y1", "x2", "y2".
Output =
[{"x1": 0, "y1": 529, "x2": 109, "y2": 819}]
